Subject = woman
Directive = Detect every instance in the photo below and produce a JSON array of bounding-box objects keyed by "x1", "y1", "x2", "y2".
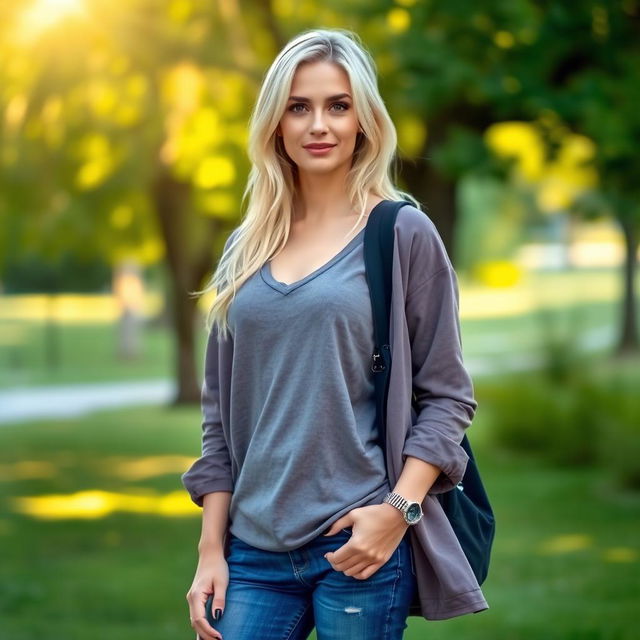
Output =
[{"x1": 182, "y1": 28, "x2": 488, "y2": 640}]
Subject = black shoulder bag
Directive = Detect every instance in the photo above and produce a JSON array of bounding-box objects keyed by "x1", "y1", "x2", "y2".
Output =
[{"x1": 363, "y1": 199, "x2": 496, "y2": 590}]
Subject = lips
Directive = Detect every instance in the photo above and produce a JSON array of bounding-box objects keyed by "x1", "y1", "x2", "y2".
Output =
[{"x1": 303, "y1": 144, "x2": 336, "y2": 149}]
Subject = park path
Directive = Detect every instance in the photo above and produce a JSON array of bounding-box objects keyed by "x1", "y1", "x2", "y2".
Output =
[{"x1": 0, "y1": 379, "x2": 175, "y2": 425}]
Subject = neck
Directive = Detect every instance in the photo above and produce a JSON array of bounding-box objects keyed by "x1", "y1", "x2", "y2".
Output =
[{"x1": 292, "y1": 170, "x2": 354, "y2": 225}]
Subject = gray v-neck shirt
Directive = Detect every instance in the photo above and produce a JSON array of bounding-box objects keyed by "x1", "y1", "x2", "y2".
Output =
[
  {"x1": 225, "y1": 226, "x2": 391, "y2": 550},
  {"x1": 182, "y1": 204, "x2": 489, "y2": 618}
]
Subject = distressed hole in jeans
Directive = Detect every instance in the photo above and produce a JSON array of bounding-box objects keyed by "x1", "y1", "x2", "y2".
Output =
[{"x1": 344, "y1": 606, "x2": 362, "y2": 615}]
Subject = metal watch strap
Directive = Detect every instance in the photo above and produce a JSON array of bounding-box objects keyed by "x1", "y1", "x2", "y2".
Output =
[{"x1": 384, "y1": 491, "x2": 409, "y2": 512}]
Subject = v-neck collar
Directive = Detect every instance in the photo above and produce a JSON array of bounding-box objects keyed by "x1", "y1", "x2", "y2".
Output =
[{"x1": 260, "y1": 225, "x2": 366, "y2": 295}]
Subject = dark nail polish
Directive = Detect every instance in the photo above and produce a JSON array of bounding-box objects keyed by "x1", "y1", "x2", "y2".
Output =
[{"x1": 214, "y1": 608, "x2": 222, "y2": 620}]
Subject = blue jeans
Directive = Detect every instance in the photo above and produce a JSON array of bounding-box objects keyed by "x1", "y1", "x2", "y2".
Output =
[{"x1": 209, "y1": 526, "x2": 416, "y2": 639}]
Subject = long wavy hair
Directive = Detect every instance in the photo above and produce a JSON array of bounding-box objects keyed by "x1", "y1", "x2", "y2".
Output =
[{"x1": 193, "y1": 27, "x2": 420, "y2": 340}]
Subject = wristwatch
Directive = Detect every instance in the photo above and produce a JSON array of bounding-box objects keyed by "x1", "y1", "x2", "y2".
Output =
[{"x1": 383, "y1": 491, "x2": 423, "y2": 525}]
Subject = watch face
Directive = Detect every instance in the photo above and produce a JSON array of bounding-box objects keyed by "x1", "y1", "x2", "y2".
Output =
[{"x1": 406, "y1": 503, "x2": 422, "y2": 523}]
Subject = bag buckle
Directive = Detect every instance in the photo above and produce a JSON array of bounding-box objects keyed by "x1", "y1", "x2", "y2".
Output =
[{"x1": 371, "y1": 348, "x2": 386, "y2": 372}]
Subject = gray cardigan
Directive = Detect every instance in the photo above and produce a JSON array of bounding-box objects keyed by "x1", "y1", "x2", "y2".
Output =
[{"x1": 181, "y1": 203, "x2": 490, "y2": 620}]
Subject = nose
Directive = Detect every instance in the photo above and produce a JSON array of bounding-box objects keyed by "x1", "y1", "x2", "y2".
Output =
[{"x1": 309, "y1": 108, "x2": 329, "y2": 134}]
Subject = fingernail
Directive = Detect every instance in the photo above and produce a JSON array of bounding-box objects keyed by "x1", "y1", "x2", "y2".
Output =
[{"x1": 214, "y1": 608, "x2": 222, "y2": 620}]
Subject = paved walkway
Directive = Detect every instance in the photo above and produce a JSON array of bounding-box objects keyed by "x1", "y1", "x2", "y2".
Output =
[{"x1": 0, "y1": 379, "x2": 176, "y2": 425}]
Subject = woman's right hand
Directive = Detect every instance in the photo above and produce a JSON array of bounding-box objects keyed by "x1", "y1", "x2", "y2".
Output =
[{"x1": 186, "y1": 552, "x2": 229, "y2": 640}]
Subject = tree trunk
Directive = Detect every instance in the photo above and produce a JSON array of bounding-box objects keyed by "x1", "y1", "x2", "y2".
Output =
[
  {"x1": 151, "y1": 164, "x2": 227, "y2": 405},
  {"x1": 397, "y1": 105, "x2": 496, "y2": 266},
  {"x1": 151, "y1": 166, "x2": 201, "y2": 404},
  {"x1": 400, "y1": 153, "x2": 459, "y2": 266},
  {"x1": 616, "y1": 216, "x2": 639, "y2": 354}
]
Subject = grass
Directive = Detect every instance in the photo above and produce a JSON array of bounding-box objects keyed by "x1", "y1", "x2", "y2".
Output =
[
  {"x1": 0, "y1": 321, "x2": 183, "y2": 389},
  {"x1": 0, "y1": 394, "x2": 638, "y2": 640}
]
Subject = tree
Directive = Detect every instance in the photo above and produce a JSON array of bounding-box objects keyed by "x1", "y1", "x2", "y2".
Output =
[
  {"x1": 353, "y1": 0, "x2": 639, "y2": 351},
  {"x1": 1, "y1": 0, "x2": 260, "y2": 401}
]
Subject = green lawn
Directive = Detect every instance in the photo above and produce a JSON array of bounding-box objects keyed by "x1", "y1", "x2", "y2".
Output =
[
  {"x1": 1, "y1": 395, "x2": 638, "y2": 640},
  {"x1": 0, "y1": 321, "x2": 181, "y2": 389}
]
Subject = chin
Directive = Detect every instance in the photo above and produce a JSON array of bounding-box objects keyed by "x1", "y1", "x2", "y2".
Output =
[{"x1": 302, "y1": 163, "x2": 343, "y2": 175}]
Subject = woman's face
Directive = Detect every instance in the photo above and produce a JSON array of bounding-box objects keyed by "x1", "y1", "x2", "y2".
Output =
[{"x1": 277, "y1": 61, "x2": 361, "y2": 176}]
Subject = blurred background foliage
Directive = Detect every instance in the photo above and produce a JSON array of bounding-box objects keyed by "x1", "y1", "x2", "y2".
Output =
[{"x1": 0, "y1": 1, "x2": 639, "y2": 639}]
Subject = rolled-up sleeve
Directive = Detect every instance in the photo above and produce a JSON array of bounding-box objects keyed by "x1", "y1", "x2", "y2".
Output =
[
  {"x1": 402, "y1": 258, "x2": 478, "y2": 495},
  {"x1": 181, "y1": 323, "x2": 234, "y2": 507}
]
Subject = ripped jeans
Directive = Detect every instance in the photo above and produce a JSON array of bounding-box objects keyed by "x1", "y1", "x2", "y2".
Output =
[{"x1": 208, "y1": 526, "x2": 416, "y2": 639}]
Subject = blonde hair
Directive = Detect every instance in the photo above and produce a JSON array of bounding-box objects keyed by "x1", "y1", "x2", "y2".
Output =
[{"x1": 193, "y1": 27, "x2": 420, "y2": 340}]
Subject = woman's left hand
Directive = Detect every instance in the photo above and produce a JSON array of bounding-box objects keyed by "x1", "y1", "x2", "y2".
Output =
[{"x1": 322, "y1": 503, "x2": 410, "y2": 580}]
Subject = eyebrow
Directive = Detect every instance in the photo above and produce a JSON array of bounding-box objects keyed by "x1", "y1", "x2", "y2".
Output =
[{"x1": 287, "y1": 93, "x2": 352, "y2": 102}]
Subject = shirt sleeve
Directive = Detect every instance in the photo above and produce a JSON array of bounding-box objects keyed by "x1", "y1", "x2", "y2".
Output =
[
  {"x1": 401, "y1": 247, "x2": 478, "y2": 495},
  {"x1": 181, "y1": 323, "x2": 234, "y2": 506},
  {"x1": 181, "y1": 229, "x2": 239, "y2": 507}
]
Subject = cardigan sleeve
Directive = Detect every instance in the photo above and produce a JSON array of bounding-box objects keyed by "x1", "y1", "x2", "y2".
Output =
[
  {"x1": 181, "y1": 323, "x2": 234, "y2": 506},
  {"x1": 401, "y1": 250, "x2": 478, "y2": 495},
  {"x1": 181, "y1": 230, "x2": 239, "y2": 507}
]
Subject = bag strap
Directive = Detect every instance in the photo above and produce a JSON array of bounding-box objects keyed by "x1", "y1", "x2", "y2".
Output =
[{"x1": 363, "y1": 199, "x2": 413, "y2": 469}]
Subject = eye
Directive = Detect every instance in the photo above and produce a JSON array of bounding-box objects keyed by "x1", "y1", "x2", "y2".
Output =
[{"x1": 287, "y1": 102, "x2": 351, "y2": 113}]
